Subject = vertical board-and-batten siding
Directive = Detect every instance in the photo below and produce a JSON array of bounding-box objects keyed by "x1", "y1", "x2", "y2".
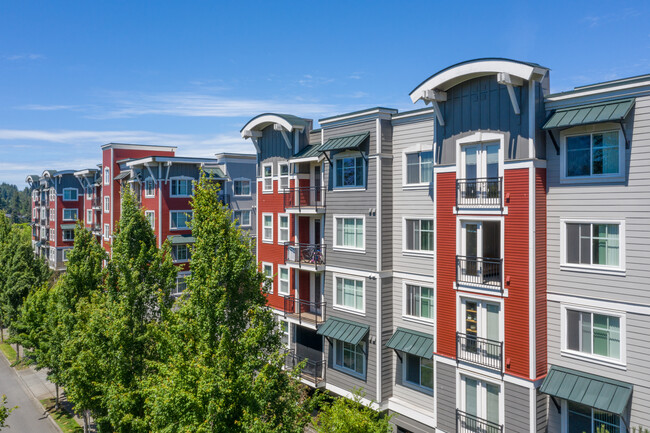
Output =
[
  {"x1": 437, "y1": 75, "x2": 531, "y2": 165},
  {"x1": 545, "y1": 94, "x2": 650, "y2": 427}
]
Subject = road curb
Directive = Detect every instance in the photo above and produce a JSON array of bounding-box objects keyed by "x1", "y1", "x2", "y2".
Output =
[{"x1": 0, "y1": 344, "x2": 64, "y2": 433}]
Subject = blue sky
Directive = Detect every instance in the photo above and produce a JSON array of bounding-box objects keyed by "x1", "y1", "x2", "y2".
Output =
[{"x1": 1, "y1": 0, "x2": 649, "y2": 187}]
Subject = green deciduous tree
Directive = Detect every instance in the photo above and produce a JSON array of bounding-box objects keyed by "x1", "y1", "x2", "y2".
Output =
[
  {"x1": 312, "y1": 389, "x2": 392, "y2": 433},
  {"x1": 0, "y1": 394, "x2": 17, "y2": 431},
  {"x1": 144, "y1": 174, "x2": 310, "y2": 433}
]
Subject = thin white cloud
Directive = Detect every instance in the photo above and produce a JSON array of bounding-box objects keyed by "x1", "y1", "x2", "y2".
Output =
[
  {"x1": 17, "y1": 104, "x2": 85, "y2": 111},
  {"x1": 4, "y1": 53, "x2": 45, "y2": 61}
]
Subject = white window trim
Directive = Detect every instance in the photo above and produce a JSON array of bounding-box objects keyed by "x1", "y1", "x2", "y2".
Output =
[
  {"x1": 278, "y1": 163, "x2": 290, "y2": 193},
  {"x1": 333, "y1": 214, "x2": 366, "y2": 252},
  {"x1": 402, "y1": 354, "x2": 434, "y2": 394},
  {"x1": 144, "y1": 177, "x2": 156, "y2": 198},
  {"x1": 456, "y1": 372, "x2": 505, "y2": 428},
  {"x1": 262, "y1": 213, "x2": 273, "y2": 243},
  {"x1": 278, "y1": 265, "x2": 290, "y2": 296},
  {"x1": 559, "y1": 218, "x2": 626, "y2": 276},
  {"x1": 145, "y1": 210, "x2": 155, "y2": 229},
  {"x1": 104, "y1": 167, "x2": 110, "y2": 185},
  {"x1": 402, "y1": 143, "x2": 434, "y2": 187},
  {"x1": 86, "y1": 186, "x2": 92, "y2": 199},
  {"x1": 173, "y1": 271, "x2": 191, "y2": 296},
  {"x1": 62, "y1": 229, "x2": 74, "y2": 242},
  {"x1": 560, "y1": 302, "x2": 627, "y2": 368},
  {"x1": 332, "y1": 339, "x2": 367, "y2": 379},
  {"x1": 262, "y1": 163, "x2": 274, "y2": 193},
  {"x1": 103, "y1": 224, "x2": 110, "y2": 240},
  {"x1": 50, "y1": 228, "x2": 55, "y2": 239},
  {"x1": 86, "y1": 209, "x2": 93, "y2": 224},
  {"x1": 560, "y1": 399, "x2": 625, "y2": 433},
  {"x1": 559, "y1": 124, "x2": 625, "y2": 184},
  {"x1": 262, "y1": 262, "x2": 274, "y2": 294},
  {"x1": 50, "y1": 209, "x2": 55, "y2": 220},
  {"x1": 62, "y1": 188, "x2": 78, "y2": 201},
  {"x1": 278, "y1": 213, "x2": 290, "y2": 244},
  {"x1": 402, "y1": 280, "x2": 435, "y2": 324},
  {"x1": 104, "y1": 196, "x2": 110, "y2": 213},
  {"x1": 49, "y1": 188, "x2": 56, "y2": 201},
  {"x1": 62, "y1": 209, "x2": 78, "y2": 221},
  {"x1": 233, "y1": 210, "x2": 252, "y2": 228},
  {"x1": 332, "y1": 273, "x2": 366, "y2": 315},
  {"x1": 172, "y1": 244, "x2": 191, "y2": 263},
  {"x1": 233, "y1": 178, "x2": 252, "y2": 197},
  {"x1": 169, "y1": 176, "x2": 194, "y2": 198},
  {"x1": 333, "y1": 151, "x2": 367, "y2": 190},
  {"x1": 169, "y1": 210, "x2": 192, "y2": 231},
  {"x1": 62, "y1": 248, "x2": 72, "y2": 262},
  {"x1": 402, "y1": 216, "x2": 435, "y2": 256},
  {"x1": 455, "y1": 132, "x2": 505, "y2": 181}
]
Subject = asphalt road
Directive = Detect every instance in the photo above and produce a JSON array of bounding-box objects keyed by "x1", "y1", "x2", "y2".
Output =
[{"x1": 0, "y1": 354, "x2": 59, "y2": 433}]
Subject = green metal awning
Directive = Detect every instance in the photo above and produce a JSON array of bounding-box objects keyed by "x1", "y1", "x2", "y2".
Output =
[
  {"x1": 543, "y1": 98, "x2": 635, "y2": 130},
  {"x1": 540, "y1": 365, "x2": 632, "y2": 415},
  {"x1": 292, "y1": 143, "x2": 323, "y2": 160},
  {"x1": 386, "y1": 327, "x2": 433, "y2": 359},
  {"x1": 319, "y1": 132, "x2": 369, "y2": 152},
  {"x1": 60, "y1": 224, "x2": 77, "y2": 230},
  {"x1": 317, "y1": 317, "x2": 369, "y2": 345},
  {"x1": 114, "y1": 171, "x2": 131, "y2": 180},
  {"x1": 204, "y1": 167, "x2": 226, "y2": 178},
  {"x1": 167, "y1": 234, "x2": 196, "y2": 244}
]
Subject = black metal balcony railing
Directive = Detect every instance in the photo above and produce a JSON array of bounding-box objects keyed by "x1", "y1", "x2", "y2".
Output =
[
  {"x1": 457, "y1": 410, "x2": 503, "y2": 433},
  {"x1": 285, "y1": 350, "x2": 326, "y2": 387},
  {"x1": 456, "y1": 256, "x2": 503, "y2": 292},
  {"x1": 456, "y1": 177, "x2": 503, "y2": 208},
  {"x1": 92, "y1": 197, "x2": 101, "y2": 208},
  {"x1": 456, "y1": 332, "x2": 503, "y2": 371},
  {"x1": 284, "y1": 243, "x2": 326, "y2": 268},
  {"x1": 283, "y1": 296, "x2": 326, "y2": 327},
  {"x1": 283, "y1": 186, "x2": 326, "y2": 212}
]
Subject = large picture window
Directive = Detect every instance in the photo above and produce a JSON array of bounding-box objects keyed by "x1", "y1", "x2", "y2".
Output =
[
  {"x1": 335, "y1": 276, "x2": 364, "y2": 312},
  {"x1": 334, "y1": 217, "x2": 364, "y2": 250},
  {"x1": 62, "y1": 229, "x2": 74, "y2": 241},
  {"x1": 405, "y1": 151, "x2": 433, "y2": 184},
  {"x1": 335, "y1": 156, "x2": 364, "y2": 188},
  {"x1": 568, "y1": 401, "x2": 621, "y2": 433},
  {"x1": 334, "y1": 340, "x2": 365, "y2": 377},
  {"x1": 233, "y1": 180, "x2": 251, "y2": 196},
  {"x1": 63, "y1": 209, "x2": 78, "y2": 221},
  {"x1": 404, "y1": 354, "x2": 433, "y2": 392},
  {"x1": 63, "y1": 188, "x2": 78, "y2": 201},
  {"x1": 565, "y1": 309, "x2": 621, "y2": 361},
  {"x1": 171, "y1": 179, "x2": 193, "y2": 197},
  {"x1": 565, "y1": 222, "x2": 621, "y2": 268},
  {"x1": 172, "y1": 244, "x2": 191, "y2": 262},
  {"x1": 405, "y1": 219, "x2": 434, "y2": 252},
  {"x1": 170, "y1": 211, "x2": 192, "y2": 230},
  {"x1": 405, "y1": 284, "x2": 434, "y2": 320},
  {"x1": 566, "y1": 131, "x2": 620, "y2": 178},
  {"x1": 233, "y1": 210, "x2": 251, "y2": 227}
]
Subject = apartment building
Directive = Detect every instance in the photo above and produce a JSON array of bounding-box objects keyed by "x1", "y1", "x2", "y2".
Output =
[
  {"x1": 243, "y1": 59, "x2": 648, "y2": 433},
  {"x1": 28, "y1": 144, "x2": 257, "y2": 295}
]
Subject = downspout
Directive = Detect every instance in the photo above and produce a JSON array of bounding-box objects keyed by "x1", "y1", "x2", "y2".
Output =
[{"x1": 375, "y1": 118, "x2": 382, "y2": 404}]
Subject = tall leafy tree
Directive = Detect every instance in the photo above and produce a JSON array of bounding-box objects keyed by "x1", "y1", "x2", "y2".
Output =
[
  {"x1": 312, "y1": 389, "x2": 392, "y2": 433},
  {"x1": 145, "y1": 174, "x2": 310, "y2": 433}
]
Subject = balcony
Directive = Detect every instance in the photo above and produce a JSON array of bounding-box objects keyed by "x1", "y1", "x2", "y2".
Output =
[
  {"x1": 285, "y1": 350, "x2": 326, "y2": 387},
  {"x1": 456, "y1": 256, "x2": 502, "y2": 292},
  {"x1": 92, "y1": 197, "x2": 101, "y2": 209},
  {"x1": 283, "y1": 187, "x2": 326, "y2": 214},
  {"x1": 284, "y1": 243, "x2": 326, "y2": 271},
  {"x1": 283, "y1": 296, "x2": 326, "y2": 328},
  {"x1": 456, "y1": 332, "x2": 503, "y2": 371},
  {"x1": 457, "y1": 409, "x2": 502, "y2": 433},
  {"x1": 456, "y1": 177, "x2": 503, "y2": 209}
]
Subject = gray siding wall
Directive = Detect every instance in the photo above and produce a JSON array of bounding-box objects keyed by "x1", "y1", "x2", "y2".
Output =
[
  {"x1": 226, "y1": 160, "x2": 257, "y2": 238},
  {"x1": 536, "y1": 392, "x2": 548, "y2": 433},
  {"x1": 546, "y1": 94, "x2": 650, "y2": 427},
  {"x1": 323, "y1": 272, "x2": 378, "y2": 400},
  {"x1": 389, "y1": 411, "x2": 436, "y2": 433},
  {"x1": 392, "y1": 352, "x2": 434, "y2": 413},
  {"x1": 381, "y1": 119, "x2": 394, "y2": 271},
  {"x1": 381, "y1": 277, "x2": 394, "y2": 400},
  {"x1": 504, "y1": 382, "x2": 530, "y2": 433},
  {"x1": 436, "y1": 361, "x2": 456, "y2": 433},
  {"x1": 391, "y1": 115, "x2": 435, "y2": 276},
  {"x1": 548, "y1": 301, "x2": 650, "y2": 427},
  {"x1": 436, "y1": 75, "x2": 532, "y2": 165}
]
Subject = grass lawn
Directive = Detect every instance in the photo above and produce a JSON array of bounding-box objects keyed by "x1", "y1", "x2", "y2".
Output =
[
  {"x1": 40, "y1": 398, "x2": 83, "y2": 433},
  {"x1": 0, "y1": 342, "x2": 17, "y2": 363}
]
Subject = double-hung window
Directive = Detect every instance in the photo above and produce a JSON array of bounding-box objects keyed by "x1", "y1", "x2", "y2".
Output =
[
  {"x1": 279, "y1": 163, "x2": 289, "y2": 192},
  {"x1": 278, "y1": 266, "x2": 290, "y2": 295},
  {"x1": 50, "y1": 209, "x2": 55, "y2": 220},
  {"x1": 63, "y1": 249, "x2": 72, "y2": 262},
  {"x1": 233, "y1": 210, "x2": 251, "y2": 227},
  {"x1": 334, "y1": 340, "x2": 365, "y2": 378},
  {"x1": 86, "y1": 209, "x2": 93, "y2": 224},
  {"x1": 233, "y1": 180, "x2": 251, "y2": 196},
  {"x1": 49, "y1": 248, "x2": 56, "y2": 262},
  {"x1": 63, "y1": 188, "x2": 78, "y2": 201},
  {"x1": 335, "y1": 156, "x2": 364, "y2": 188},
  {"x1": 405, "y1": 284, "x2": 434, "y2": 320},
  {"x1": 171, "y1": 179, "x2": 192, "y2": 197},
  {"x1": 104, "y1": 196, "x2": 110, "y2": 213},
  {"x1": 86, "y1": 186, "x2": 92, "y2": 199},
  {"x1": 63, "y1": 209, "x2": 78, "y2": 221},
  {"x1": 404, "y1": 219, "x2": 434, "y2": 253},
  {"x1": 564, "y1": 130, "x2": 622, "y2": 180},
  {"x1": 334, "y1": 276, "x2": 364, "y2": 312},
  {"x1": 565, "y1": 308, "x2": 622, "y2": 362},
  {"x1": 334, "y1": 217, "x2": 364, "y2": 250},
  {"x1": 173, "y1": 275, "x2": 187, "y2": 295},
  {"x1": 170, "y1": 211, "x2": 192, "y2": 230},
  {"x1": 278, "y1": 214, "x2": 289, "y2": 243},
  {"x1": 262, "y1": 214, "x2": 273, "y2": 242},
  {"x1": 50, "y1": 189, "x2": 56, "y2": 201},
  {"x1": 564, "y1": 221, "x2": 622, "y2": 270},
  {"x1": 104, "y1": 167, "x2": 110, "y2": 185},
  {"x1": 145, "y1": 211, "x2": 155, "y2": 229},
  {"x1": 405, "y1": 151, "x2": 433, "y2": 185},
  {"x1": 144, "y1": 178, "x2": 155, "y2": 197},
  {"x1": 279, "y1": 320, "x2": 290, "y2": 348},
  {"x1": 172, "y1": 244, "x2": 191, "y2": 262},
  {"x1": 262, "y1": 263, "x2": 273, "y2": 294},
  {"x1": 50, "y1": 228, "x2": 55, "y2": 239},
  {"x1": 62, "y1": 229, "x2": 74, "y2": 241},
  {"x1": 567, "y1": 401, "x2": 621, "y2": 433},
  {"x1": 103, "y1": 224, "x2": 110, "y2": 240},
  {"x1": 404, "y1": 354, "x2": 433, "y2": 392},
  {"x1": 262, "y1": 164, "x2": 273, "y2": 192}
]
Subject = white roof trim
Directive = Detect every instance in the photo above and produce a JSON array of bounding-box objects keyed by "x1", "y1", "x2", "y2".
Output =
[
  {"x1": 240, "y1": 114, "x2": 304, "y2": 138},
  {"x1": 410, "y1": 60, "x2": 547, "y2": 103}
]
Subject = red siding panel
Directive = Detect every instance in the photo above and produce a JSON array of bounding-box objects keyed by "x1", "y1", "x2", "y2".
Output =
[{"x1": 535, "y1": 168, "x2": 547, "y2": 378}]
